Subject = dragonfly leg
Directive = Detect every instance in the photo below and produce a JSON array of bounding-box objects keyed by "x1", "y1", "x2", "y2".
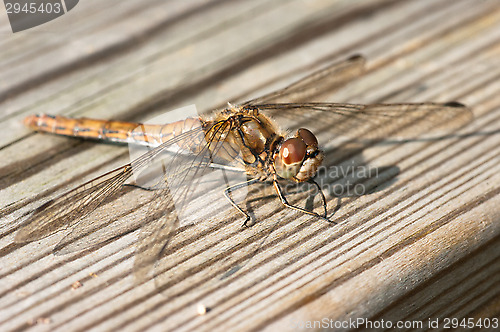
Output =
[
  {"x1": 273, "y1": 175, "x2": 336, "y2": 224},
  {"x1": 307, "y1": 179, "x2": 328, "y2": 218},
  {"x1": 224, "y1": 178, "x2": 260, "y2": 227}
]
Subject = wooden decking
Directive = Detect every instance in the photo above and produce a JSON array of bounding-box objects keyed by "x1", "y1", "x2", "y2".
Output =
[{"x1": 1, "y1": 0, "x2": 500, "y2": 331}]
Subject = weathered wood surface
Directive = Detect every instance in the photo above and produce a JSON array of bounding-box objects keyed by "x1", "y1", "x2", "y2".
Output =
[{"x1": 1, "y1": 0, "x2": 500, "y2": 331}]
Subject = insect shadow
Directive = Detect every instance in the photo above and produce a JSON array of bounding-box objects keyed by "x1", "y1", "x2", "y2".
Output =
[{"x1": 161, "y1": 143, "x2": 401, "y2": 283}]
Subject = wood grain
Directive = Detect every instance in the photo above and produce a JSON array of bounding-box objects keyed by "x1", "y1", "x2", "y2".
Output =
[{"x1": 1, "y1": 0, "x2": 499, "y2": 331}]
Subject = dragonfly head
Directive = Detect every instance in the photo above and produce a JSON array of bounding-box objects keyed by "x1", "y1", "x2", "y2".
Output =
[{"x1": 274, "y1": 128, "x2": 323, "y2": 182}]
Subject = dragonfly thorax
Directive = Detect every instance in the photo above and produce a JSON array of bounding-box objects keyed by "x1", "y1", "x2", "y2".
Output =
[
  {"x1": 211, "y1": 106, "x2": 282, "y2": 179},
  {"x1": 219, "y1": 107, "x2": 324, "y2": 182}
]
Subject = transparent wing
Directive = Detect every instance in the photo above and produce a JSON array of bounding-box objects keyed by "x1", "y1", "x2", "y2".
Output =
[
  {"x1": 15, "y1": 165, "x2": 135, "y2": 243},
  {"x1": 133, "y1": 188, "x2": 178, "y2": 283},
  {"x1": 242, "y1": 55, "x2": 366, "y2": 105},
  {"x1": 52, "y1": 184, "x2": 156, "y2": 255},
  {"x1": 132, "y1": 119, "x2": 245, "y2": 282},
  {"x1": 240, "y1": 53, "x2": 471, "y2": 140},
  {"x1": 16, "y1": 111, "x2": 247, "y2": 284},
  {"x1": 15, "y1": 124, "x2": 226, "y2": 244},
  {"x1": 252, "y1": 102, "x2": 473, "y2": 141}
]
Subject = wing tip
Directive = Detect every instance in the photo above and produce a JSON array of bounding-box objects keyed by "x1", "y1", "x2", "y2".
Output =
[
  {"x1": 348, "y1": 54, "x2": 365, "y2": 62},
  {"x1": 444, "y1": 101, "x2": 466, "y2": 108},
  {"x1": 444, "y1": 101, "x2": 474, "y2": 118}
]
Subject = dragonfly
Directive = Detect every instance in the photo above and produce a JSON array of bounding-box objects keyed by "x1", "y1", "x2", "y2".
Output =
[{"x1": 15, "y1": 55, "x2": 472, "y2": 281}]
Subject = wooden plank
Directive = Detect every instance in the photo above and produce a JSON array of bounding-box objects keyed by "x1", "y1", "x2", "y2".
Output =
[{"x1": 1, "y1": 0, "x2": 500, "y2": 331}]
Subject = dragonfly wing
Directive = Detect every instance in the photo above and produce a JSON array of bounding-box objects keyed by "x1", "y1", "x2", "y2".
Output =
[
  {"x1": 15, "y1": 165, "x2": 135, "y2": 243},
  {"x1": 144, "y1": 119, "x2": 244, "y2": 216},
  {"x1": 15, "y1": 123, "x2": 229, "y2": 245},
  {"x1": 14, "y1": 131, "x2": 184, "y2": 245},
  {"x1": 242, "y1": 55, "x2": 366, "y2": 105},
  {"x1": 130, "y1": 119, "x2": 248, "y2": 281},
  {"x1": 133, "y1": 188, "x2": 178, "y2": 283},
  {"x1": 254, "y1": 102, "x2": 473, "y2": 141},
  {"x1": 52, "y1": 184, "x2": 156, "y2": 255}
]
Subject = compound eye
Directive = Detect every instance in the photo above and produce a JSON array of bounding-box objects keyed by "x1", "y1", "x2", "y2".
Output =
[
  {"x1": 280, "y1": 138, "x2": 306, "y2": 165},
  {"x1": 297, "y1": 128, "x2": 318, "y2": 147}
]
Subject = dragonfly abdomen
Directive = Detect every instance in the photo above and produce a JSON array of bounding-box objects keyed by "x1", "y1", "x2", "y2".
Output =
[{"x1": 23, "y1": 114, "x2": 203, "y2": 147}]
